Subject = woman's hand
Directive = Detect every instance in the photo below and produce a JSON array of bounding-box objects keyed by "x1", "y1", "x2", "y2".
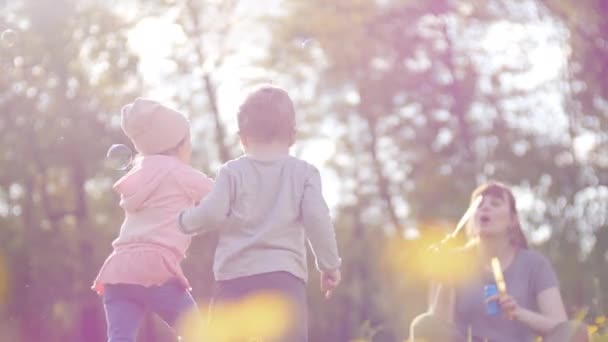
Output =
[
  {"x1": 486, "y1": 293, "x2": 520, "y2": 320},
  {"x1": 498, "y1": 293, "x2": 520, "y2": 320},
  {"x1": 486, "y1": 288, "x2": 568, "y2": 336}
]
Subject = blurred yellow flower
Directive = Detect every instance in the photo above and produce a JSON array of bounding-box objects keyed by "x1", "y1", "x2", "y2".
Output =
[{"x1": 588, "y1": 325, "x2": 599, "y2": 336}]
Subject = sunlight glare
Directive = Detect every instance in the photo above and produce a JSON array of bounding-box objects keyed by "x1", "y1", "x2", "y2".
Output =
[
  {"x1": 127, "y1": 17, "x2": 186, "y2": 86},
  {"x1": 384, "y1": 221, "x2": 478, "y2": 284},
  {"x1": 179, "y1": 292, "x2": 293, "y2": 341},
  {"x1": 480, "y1": 21, "x2": 564, "y2": 89}
]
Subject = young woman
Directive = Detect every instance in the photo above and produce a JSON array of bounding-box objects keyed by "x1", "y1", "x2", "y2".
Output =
[{"x1": 410, "y1": 182, "x2": 586, "y2": 342}]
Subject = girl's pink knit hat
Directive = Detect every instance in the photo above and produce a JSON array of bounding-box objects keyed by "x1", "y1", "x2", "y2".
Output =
[{"x1": 120, "y1": 98, "x2": 190, "y2": 155}]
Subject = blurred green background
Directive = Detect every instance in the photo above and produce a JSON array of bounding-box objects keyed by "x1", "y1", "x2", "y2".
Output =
[{"x1": 0, "y1": 0, "x2": 607, "y2": 341}]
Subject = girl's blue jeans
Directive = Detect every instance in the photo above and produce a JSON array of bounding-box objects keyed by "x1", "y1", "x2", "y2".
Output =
[{"x1": 102, "y1": 279, "x2": 198, "y2": 342}]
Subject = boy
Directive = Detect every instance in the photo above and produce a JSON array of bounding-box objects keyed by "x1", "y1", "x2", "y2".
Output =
[{"x1": 179, "y1": 84, "x2": 341, "y2": 341}]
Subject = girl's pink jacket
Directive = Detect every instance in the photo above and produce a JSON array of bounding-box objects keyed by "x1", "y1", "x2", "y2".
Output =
[{"x1": 93, "y1": 155, "x2": 212, "y2": 295}]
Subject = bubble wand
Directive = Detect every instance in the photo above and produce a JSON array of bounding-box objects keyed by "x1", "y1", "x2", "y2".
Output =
[
  {"x1": 490, "y1": 257, "x2": 514, "y2": 319},
  {"x1": 429, "y1": 195, "x2": 483, "y2": 252},
  {"x1": 491, "y1": 257, "x2": 507, "y2": 297}
]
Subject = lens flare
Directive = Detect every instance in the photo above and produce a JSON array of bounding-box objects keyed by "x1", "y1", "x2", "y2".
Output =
[
  {"x1": 179, "y1": 292, "x2": 293, "y2": 341},
  {"x1": 384, "y1": 222, "x2": 478, "y2": 284}
]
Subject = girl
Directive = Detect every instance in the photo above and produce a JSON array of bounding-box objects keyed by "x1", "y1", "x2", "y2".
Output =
[{"x1": 93, "y1": 98, "x2": 212, "y2": 342}]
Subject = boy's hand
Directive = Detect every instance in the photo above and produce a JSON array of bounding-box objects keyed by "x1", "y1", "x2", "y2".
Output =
[{"x1": 321, "y1": 269, "x2": 341, "y2": 299}]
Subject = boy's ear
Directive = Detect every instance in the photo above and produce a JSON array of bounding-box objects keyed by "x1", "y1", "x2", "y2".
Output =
[
  {"x1": 288, "y1": 129, "x2": 296, "y2": 147},
  {"x1": 239, "y1": 132, "x2": 249, "y2": 147}
]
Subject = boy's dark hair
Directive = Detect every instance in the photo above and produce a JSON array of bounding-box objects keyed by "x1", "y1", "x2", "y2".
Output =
[{"x1": 237, "y1": 84, "x2": 296, "y2": 143}]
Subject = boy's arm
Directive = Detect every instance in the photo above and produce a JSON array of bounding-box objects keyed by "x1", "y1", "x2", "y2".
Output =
[
  {"x1": 175, "y1": 167, "x2": 213, "y2": 203},
  {"x1": 301, "y1": 166, "x2": 341, "y2": 272},
  {"x1": 178, "y1": 166, "x2": 232, "y2": 234}
]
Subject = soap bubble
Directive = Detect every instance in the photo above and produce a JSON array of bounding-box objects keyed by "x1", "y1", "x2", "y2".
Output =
[
  {"x1": 105, "y1": 144, "x2": 133, "y2": 170},
  {"x1": 1, "y1": 29, "x2": 17, "y2": 48}
]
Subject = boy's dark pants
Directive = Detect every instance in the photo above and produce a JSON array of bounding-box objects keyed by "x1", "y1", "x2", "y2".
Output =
[{"x1": 211, "y1": 271, "x2": 308, "y2": 342}]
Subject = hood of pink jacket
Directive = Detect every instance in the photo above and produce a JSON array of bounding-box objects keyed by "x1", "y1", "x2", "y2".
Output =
[{"x1": 113, "y1": 155, "x2": 181, "y2": 212}]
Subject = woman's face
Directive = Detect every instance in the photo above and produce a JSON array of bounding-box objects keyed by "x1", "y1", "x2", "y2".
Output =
[{"x1": 473, "y1": 191, "x2": 514, "y2": 239}]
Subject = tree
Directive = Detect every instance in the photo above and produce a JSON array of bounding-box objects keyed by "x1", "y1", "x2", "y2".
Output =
[
  {"x1": 0, "y1": 0, "x2": 139, "y2": 340},
  {"x1": 1, "y1": 0, "x2": 606, "y2": 340},
  {"x1": 266, "y1": 0, "x2": 608, "y2": 338}
]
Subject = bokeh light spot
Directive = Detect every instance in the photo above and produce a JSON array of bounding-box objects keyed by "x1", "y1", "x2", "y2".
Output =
[
  {"x1": 179, "y1": 292, "x2": 294, "y2": 342},
  {"x1": 1, "y1": 29, "x2": 17, "y2": 48}
]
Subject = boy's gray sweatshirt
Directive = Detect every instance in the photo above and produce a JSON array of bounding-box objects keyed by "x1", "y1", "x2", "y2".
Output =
[{"x1": 179, "y1": 155, "x2": 341, "y2": 282}]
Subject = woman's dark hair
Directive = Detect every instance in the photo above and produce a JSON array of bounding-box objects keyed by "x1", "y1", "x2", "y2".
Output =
[{"x1": 469, "y1": 181, "x2": 528, "y2": 249}]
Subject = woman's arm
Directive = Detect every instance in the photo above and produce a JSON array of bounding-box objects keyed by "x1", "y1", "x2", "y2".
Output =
[
  {"x1": 429, "y1": 282, "x2": 456, "y2": 322},
  {"x1": 497, "y1": 286, "x2": 567, "y2": 335}
]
